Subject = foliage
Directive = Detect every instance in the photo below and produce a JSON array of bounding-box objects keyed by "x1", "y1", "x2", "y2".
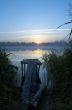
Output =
[
  {"x1": 43, "y1": 40, "x2": 72, "y2": 109},
  {"x1": 0, "y1": 49, "x2": 19, "y2": 110},
  {"x1": 0, "y1": 49, "x2": 17, "y2": 86}
]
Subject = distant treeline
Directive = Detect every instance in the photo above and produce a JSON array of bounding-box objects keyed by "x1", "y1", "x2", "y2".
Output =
[{"x1": 0, "y1": 41, "x2": 68, "y2": 47}]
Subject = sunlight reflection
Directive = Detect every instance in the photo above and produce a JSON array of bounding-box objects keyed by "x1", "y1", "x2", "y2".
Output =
[{"x1": 8, "y1": 49, "x2": 50, "y2": 62}]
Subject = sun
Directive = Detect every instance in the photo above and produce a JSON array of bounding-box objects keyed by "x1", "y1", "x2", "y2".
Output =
[
  {"x1": 32, "y1": 35, "x2": 44, "y2": 44},
  {"x1": 34, "y1": 38, "x2": 42, "y2": 44}
]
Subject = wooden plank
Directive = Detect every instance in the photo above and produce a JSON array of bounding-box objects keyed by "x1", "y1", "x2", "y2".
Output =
[
  {"x1": 30, "y1": 62, "x2": 38, "y2": 95},
  {"x1": 21, "y1": 59, "x2": 42, "y2": 65},
  {"x1": 31, "y1": 84, "x2": 46, "y2": 107},
  {"x1": 21, "y1": 62, "x2": 33, "y2": 104},
  {"x1": 30, "y1": 62, "x2": 41, "y2": 95}
]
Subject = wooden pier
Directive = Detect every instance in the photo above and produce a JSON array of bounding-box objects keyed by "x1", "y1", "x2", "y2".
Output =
[
  {"x1": 20, "y1": 59, "x2": 46, "y2": 108},
  {"x1": 21, "y1": 59, "x2": 41, "y2": 86}
]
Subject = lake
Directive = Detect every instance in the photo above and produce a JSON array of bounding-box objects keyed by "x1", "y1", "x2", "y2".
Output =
[{"x1": 7, "y1": 46, "x2": 65, "y2": 86}]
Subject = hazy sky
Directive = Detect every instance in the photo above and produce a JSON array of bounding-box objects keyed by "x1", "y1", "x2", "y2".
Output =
[{"x1": 0, "y1": 0, "x2": 72, "y2": 43}]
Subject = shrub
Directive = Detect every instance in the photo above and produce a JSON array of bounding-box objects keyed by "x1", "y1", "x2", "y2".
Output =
[
  {"x1": 43, "y1": 40, "x2": 72, "y2": 109},
  {"x1": 0, "y1": 49, "x2": 18, "y2": 110}
]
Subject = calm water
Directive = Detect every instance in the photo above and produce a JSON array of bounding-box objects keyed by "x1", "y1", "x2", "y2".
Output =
[{"x1": 7, "y1": 47, "x2": 64, "y2": 86}]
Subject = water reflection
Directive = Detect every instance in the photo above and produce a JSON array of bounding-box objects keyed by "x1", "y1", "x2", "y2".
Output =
[
  {"x1": 8, "y1": 49, "x2": 50, "y2": 62},
  {"x1": 7, "y1": 48, "x2": 64, "y2": 86}
]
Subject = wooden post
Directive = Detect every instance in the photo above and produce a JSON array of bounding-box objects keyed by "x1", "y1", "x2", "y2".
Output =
[
  {"x1": 24, "y1": 63, "x2": 25, "y2": 77},
  {"x1": 21, "y1": 62, "x2": 23, "y2": 85}
]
